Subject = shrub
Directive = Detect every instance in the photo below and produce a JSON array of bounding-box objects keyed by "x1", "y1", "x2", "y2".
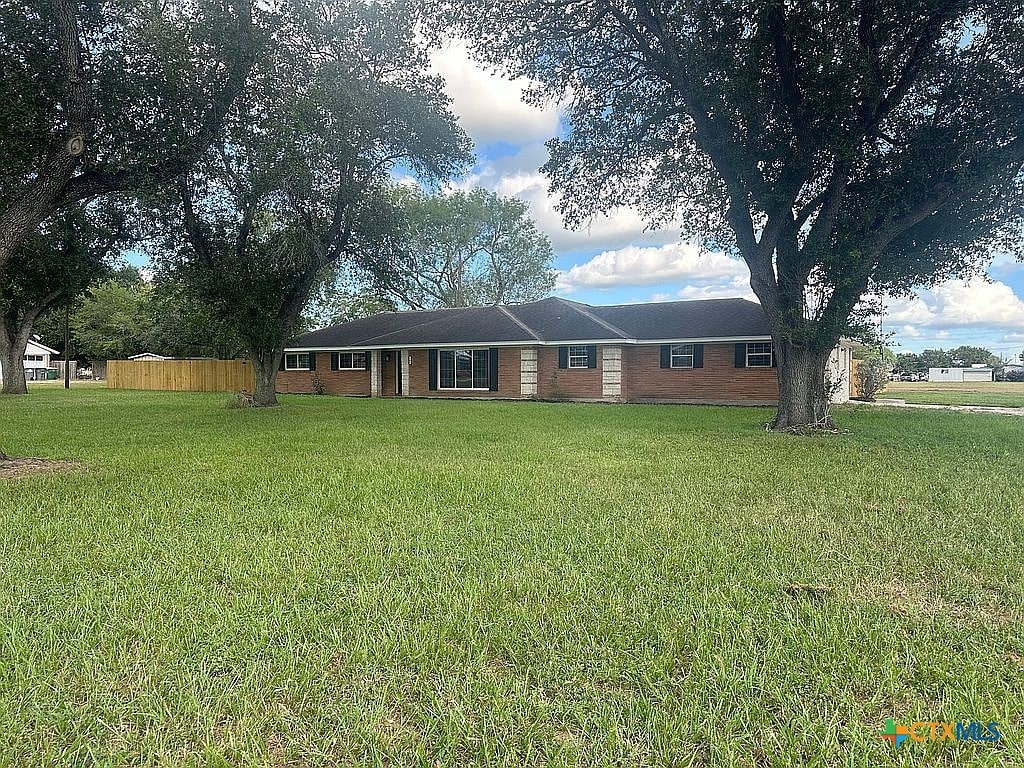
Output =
[{"x1": 854, "y1": 357, "x2": 890, "y2": 402}]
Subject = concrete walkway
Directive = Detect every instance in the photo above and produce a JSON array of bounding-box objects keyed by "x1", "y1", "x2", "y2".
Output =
[{"x1": 857, "y1": 398, "x2": 1024, "y2": 417}]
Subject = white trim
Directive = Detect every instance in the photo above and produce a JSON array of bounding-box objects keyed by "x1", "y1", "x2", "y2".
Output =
[
  {"x1": 638, "y1": 335, "x2": 774, "y2": 344},
  {"x1": 283, "y1": 335, "x2": 774, "y2": 353}
]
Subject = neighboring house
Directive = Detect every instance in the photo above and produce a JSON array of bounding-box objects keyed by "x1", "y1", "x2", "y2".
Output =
[
  {"x1": 929, "y1": 366, "x2": 995, "y2": 382},
  {"x1": 22, "y1": 339, "x2": 58, "y2": 382},
  {"x1": 279, "y1": 297, "x2": 858, "y2": 406},
  {"x1": 128, "y1": 352, "x2": 171, "y2": 361}
]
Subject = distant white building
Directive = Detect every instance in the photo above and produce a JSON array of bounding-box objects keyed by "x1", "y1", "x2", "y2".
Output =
[
  {"x1": 128, "y1": 352, "x2": 171, "y2": 362},
  {"x1": 928, "y1": 366, "x2": 994, "y2": 382}
]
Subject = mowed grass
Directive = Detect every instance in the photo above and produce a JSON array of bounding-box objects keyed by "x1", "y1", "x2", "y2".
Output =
[
  {"x1": 1, "y1": 389, "x2": 1023, "y2": 767},
  {"x1": 883, "y1": 380, "x2": 1024, "y2": 408}
]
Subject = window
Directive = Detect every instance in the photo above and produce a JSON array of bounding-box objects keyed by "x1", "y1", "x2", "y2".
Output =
[
  {"x1": 23, "y1": 354, "x2": 44, "y2": 363},
  {"x1": 284, "y1": 352, "x2": 310, "y2": 371},
  {"x1": 746, "y1": 342, "x2": 774, "y2": 368},
  {"x1": 438, "y1": 349, "x2": 490, "y2": 389},
  {"x1": 337, "y1": 352, "x2": 366, "y2": 370},
  {"x1": 669, "y1": 344, "x2": 694, "y2": 368},
  {"x1": 568, "y1": 345, "x2": 589, "y2": 368}
]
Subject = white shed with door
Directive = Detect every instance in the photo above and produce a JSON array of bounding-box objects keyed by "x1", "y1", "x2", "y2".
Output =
[{"x1": 928, "y1": 367, "x2": 994, "y2": 382}]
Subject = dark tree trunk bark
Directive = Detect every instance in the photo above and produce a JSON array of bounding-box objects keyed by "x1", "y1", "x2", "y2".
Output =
[
  {"x1": 771, "y1": 340, "x2": 834, "y2": 431},
  {"x1": 250, "y1": 348, "x2": 281, "y2": 407},
  {"x1": 0, "y1": 322, "x2": 31, "y2": 395}
]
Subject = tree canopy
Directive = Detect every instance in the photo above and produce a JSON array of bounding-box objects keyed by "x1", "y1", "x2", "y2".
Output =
[
  {"x1": 0, "y1": 0, "x2": 258, "y2": 271},
  {"x1": 149, "y1": 0, "x2": 471, "y2": 405},
  {"x1": 443, "y1": 0, "x2": 1024, "y2": 429},
  {"x1": 367, "y1": 187, "x2": 555, "y2": 309}
]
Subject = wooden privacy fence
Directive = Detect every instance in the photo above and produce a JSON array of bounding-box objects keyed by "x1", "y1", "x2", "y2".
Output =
[
  {"x1": 850, "y1": 358, "x2": 863, "y2": 398},
  {"x1": 107, "y1": 359, "x2": 255, "y2": 392}
]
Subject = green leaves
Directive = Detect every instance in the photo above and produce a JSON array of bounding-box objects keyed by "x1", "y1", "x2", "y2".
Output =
[
  {"x1": 364, "y1": 186, "x2": 556, "y2": 309},
  {"x1": 149, "y1": 0, "x2": 470, "y2": 370}
]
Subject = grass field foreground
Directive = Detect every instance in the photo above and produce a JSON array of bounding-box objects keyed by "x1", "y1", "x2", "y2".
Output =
[
  {"x1": 1, "y1": 389, "x2": 1023, "y2": 766},
  {"x1": 882, "y1": 380, "x2": 1024, "y2": 408}
]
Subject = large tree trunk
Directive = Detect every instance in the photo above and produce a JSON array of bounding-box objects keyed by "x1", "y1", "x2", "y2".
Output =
[
  {"x1": 250, "y1": 348, "x2": 281, "y2": 407},
  {"x1": 771, "y1": 340, "x2": 835, "y2": 432},
  {"x1": 0, "y1": 321, "x2": 31, "y2": 395}
]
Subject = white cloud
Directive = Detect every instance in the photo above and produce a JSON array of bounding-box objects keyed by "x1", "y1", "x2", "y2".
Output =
[
  {"x1": 458, "y1": 158, "x2": 679, "y2": 252},
  {"x1": 899, "y1": 325, "x2": 921, "y2": 337},
  {"x1": 886, "y1": 278, "x2": 1024, "y2": 331},
  {"x1": 557, "y1": 241, "x2": 748, "y2": 290},
  {"x1": 430, "y1": 41, "x2": 560, "y2": 146},
  {"x1": 675, "y1": 275, "x2": 757, "y2": 302}
]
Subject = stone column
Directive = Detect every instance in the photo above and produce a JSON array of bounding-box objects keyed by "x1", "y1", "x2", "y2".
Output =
[
  {"x1": 520, "y1": 347, "x2": 538, "y2": 397},
  {"x1": 370, "y1": 350, "x2": 381, "y2": 397},
  {"x1": 400, "y1": 349, "x2": 410, "y2": 396},
  {"x1": 602, "y1": 345, "x2": 622, "y2": 401}
]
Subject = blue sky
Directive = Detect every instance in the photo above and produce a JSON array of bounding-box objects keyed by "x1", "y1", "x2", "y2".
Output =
[{"x1": 429, "y1": 41, "x2": 1024, "y2": 362}]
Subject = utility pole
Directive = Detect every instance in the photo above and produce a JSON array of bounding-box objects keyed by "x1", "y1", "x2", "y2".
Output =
[{"x1": 64, "y1": 304, "x2": 70, "y2": 389}]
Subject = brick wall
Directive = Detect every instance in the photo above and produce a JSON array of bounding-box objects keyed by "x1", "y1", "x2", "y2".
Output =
[
  {"x1": 624, "y1": 343, "x2": 778, "y2": 403},
  {"x1": 276, "y1": 352, "x2": 371, "y2": 395},
  {"x1": 406, "y1": 347, "x2": 523, "y2": 398},
  {"x1": 536, "y1": 345, "x2": 604, "y2": 400}
]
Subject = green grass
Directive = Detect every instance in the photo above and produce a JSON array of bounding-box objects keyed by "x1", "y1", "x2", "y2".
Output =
[
  {"x1": 882, "y1": 381, "x2": 1024, "y2": 408},
  {"x1": 1, "y1": 389, "x2": 1023, "y2": 767}
]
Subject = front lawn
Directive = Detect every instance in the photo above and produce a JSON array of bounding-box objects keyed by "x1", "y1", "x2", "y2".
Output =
[
  {"x1": 882, "y1": 380, "x2": 1024, "y2": 408},
  {"x1": 1, "y1": 389, "x2": 1022, "y2": 766}
]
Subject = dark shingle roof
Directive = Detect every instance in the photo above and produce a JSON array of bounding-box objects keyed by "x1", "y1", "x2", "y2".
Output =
[
  {"x1": 587, "y1": 298, "x2": 769, "y2": 339},
  {"x1": 287, "y1": 296, "x2": 770, "y2": 348}
]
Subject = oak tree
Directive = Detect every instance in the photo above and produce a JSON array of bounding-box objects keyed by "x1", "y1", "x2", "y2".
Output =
[
  {"x1": 153, "y1": 0, "x2": 470, "y2": 406},
  {"x1": 444, "y1": 0, "x2": 1024, "y2": 429}
]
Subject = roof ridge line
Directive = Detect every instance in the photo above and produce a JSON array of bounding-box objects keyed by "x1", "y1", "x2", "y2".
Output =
[
  {"x1": 356, "y1": 312, "x2": 457, "y2": 345},
  {"x1": 553, "y1": 296, "x2": 630, "y2": 340},
  {"x1": 497, "y1": 304, "x2": 543, "y2": 341}
]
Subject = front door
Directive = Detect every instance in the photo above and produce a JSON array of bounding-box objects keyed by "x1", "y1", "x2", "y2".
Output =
[{"x1": 381, "y1": 350, "x2": 397, "y2": 397}]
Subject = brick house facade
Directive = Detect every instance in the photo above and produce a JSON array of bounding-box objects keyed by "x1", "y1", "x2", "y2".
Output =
[{"x1": 279, "y1": 297, "x2": 856, "y2": 405}]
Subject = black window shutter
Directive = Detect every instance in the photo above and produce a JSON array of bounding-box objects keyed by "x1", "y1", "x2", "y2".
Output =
[
  {"x1": 586, "y1": 345, "x2": 597, "y2": 368},
  {"x1": 428, "y1": 349, "x2": 438, "y2": 390},
  {"x1": 279, "y1": 353, "x2": 286, "y2": 371},
  {"x1": 330, "y1": 352, "x2": 338, "y2": 371},
  {"x1": 660, "y1": 345, "x2": 670, "y2": 368},
  {"x1": 489, "y1": 348, "x2": 499, "y2": 391},
  {"x1": 308, "y1": 352, "x2": 316, "y2": 371},
  {"x1": 694, "y1": 344, "x2": 704, "y2": 369},
  {"x1": 364, "y1": 351, "x2": 371, "y2": 371},
  {"x1": 772, "y1": 345, "x2": 778, "y2": 368},
  {"x1": 735, "y1": 343, "x2": 747, "y2": 368},
  {"x1": 557, "y1": 346, "x2": 568, "y2": 369}
]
